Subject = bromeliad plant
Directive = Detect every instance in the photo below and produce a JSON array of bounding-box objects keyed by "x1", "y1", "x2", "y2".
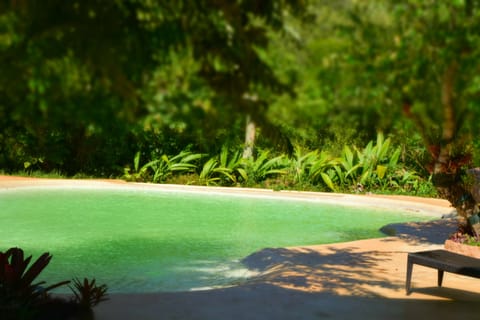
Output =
[
  {"x1": 0, "y1": 247, "x2": 108, "y2": 320},
  {"x1": 0, "y1": 247, "x2": 70, "y2": 314}
]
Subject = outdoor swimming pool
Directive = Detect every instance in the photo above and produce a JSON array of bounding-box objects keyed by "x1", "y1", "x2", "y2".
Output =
[{"x1": 0, "y1": 186, "x2": 435, "y2": 293}]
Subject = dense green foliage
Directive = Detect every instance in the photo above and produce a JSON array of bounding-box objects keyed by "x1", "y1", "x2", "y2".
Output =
[
  {"x1": 0, "y1": 0, "x2": 306, "y2": 175},
  {"x1": 122, "y1": 134, "x2": 436, "y2": 196},
  {"x1": 1, "y1": 0, "x2": 479, "y2": 198}
]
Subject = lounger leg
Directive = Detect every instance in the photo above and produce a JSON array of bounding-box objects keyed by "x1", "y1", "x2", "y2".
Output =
[
  {"x1": 406, "y1": 257, "x2": 413, "y2": 295},
  {"x1": 438, "y1": 270, "x2": 444, "y2": 287}
]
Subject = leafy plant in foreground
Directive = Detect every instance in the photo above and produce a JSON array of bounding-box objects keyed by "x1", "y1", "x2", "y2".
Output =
[
  {"x1": 0, "y1": 247, "x2": 70, "y2": 315},
  {"x1": 0, "y1": 247, "x2": 108, "y2": 320}
]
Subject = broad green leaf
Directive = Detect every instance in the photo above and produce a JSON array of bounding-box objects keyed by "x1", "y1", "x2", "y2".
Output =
[
  {"x1": 320, "y1": 172, "x2": 337, "y2": 192},
  {"x1": 181, "y1": 153, "x2": 203, "y2": 163},
  {"x1": 343, "y1": 146, "x2": 354, "y2": 168},
  {"x1": 360, "y1": 169, "x2": 372, "y2": 185},
  {"x1": 133, "y1": 151, "x2": 141, "y2": 172},
  {"x1": 236, "y1": 168, "x2": 248, "y2": 181},
  {"x1": 376, "y1": 165, "x2": 387, "y2": 179}
]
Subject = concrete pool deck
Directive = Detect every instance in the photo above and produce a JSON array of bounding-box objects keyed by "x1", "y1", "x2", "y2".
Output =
[{"x1": 1, "y1": 176, "x2": 478, "y2": 319}]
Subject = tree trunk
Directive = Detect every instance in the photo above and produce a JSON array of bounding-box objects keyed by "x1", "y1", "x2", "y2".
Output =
[
  {"x1": 242, "y1": 114, "x2": 255, "y2": 159},
  {"x1": 431, "y1": 62, "x2": 479, "y2": 233}
]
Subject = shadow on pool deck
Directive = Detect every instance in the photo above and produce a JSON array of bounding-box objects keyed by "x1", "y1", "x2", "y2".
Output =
[
  {"x1": 95, "y1": 284, "x2": 479, "y2": 320},
  {"x1": 242, "y1": 246, "x2": 397, "y2": 296},
  {"x1": 238, "y1": 218, "x2": 461, "y2": 296},
  {"x1": 95, "y1": 231, "x2": 480, "y2": 320}
]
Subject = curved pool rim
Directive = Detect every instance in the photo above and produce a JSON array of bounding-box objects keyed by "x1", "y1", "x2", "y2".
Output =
[
  {"x1": 0, "y1": 177, "x2": 453, "y2": 217},
  {"x1": 0, "y1": 177, "x2": 454, "y2": 293}
]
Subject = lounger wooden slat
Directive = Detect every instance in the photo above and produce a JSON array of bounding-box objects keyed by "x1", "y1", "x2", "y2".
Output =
[{"x1": 406, "y1": 249, "x2": 480, "y2": 295}]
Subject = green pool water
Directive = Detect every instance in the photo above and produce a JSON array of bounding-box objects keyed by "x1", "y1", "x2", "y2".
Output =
[{"x1": 0, "y1": 187, "x2": 432, "y2": 293}]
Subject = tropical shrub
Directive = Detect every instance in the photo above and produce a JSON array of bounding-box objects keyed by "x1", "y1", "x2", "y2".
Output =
[
  {"x1": 198, "y1": 158, "x2": 233, "y2": 186},
  {"x1": 324, "y1": 133, "x2": 401, "y2": 191},
  {"x1": 148, "y1": 151, "x2": 202, "y2": 183},
  {"x1": 197, "y1": 146, "x2": 246, "y2": 186},
  {"x1": 122, "y1": 135, "x2": 435, "y2": 195},
  {"x1": 307, "y1": 151, "x2": 340, "y2": 191},
  {"x1": 217, "y1": 146, "x2": 248, "y2": 184},
  {"x1": 280, "y1": 133, "x2": 434, "y2": 194},
  {"x1": 284, "y1": 147, "x2": 320, "y2": 186},
  {"x1": 242, "y1": 149, "x2": 287, "y2": 186},
  {"x1": 123, "y1": 151, "x2": 147, "y2": 182},
  {"x1": 70, "y1": 278, "x2": 109, "y2": 310},
  {"x1": 124, "y1": 150, "x2": 202, "y2": 183}
]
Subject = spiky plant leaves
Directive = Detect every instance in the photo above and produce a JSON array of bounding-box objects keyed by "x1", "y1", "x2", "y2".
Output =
[
  {"x1": 308, "y1": 152, "x2": 339, "y2": 186},
  {"x1": 215, "y1": 146, "x2": 247, "y2": 185},
  {"x1": 333, "y1": 165, "x2": 345, "y2": 185},
  {"x1": 389, "y1": 147, "x2": 402, "y2": 168},
  {"x1": 199, "y1": 158, "x2": 221, "y2": 185},
  {"x1": 215, "y1": 168, "x2": 236, "y2": 183},
  {"x1": 287, "y1": 146, "x2": 319, "y2": 184},
  {"x1": 342, "y1": 146, "x2": 355, "y2": 170},
  {"x1": 376, "y1": 133, "x2": 391, "y2": 160},
  {"x1": 41, "y1": 280, "x2": 71, "y2": 293},
  {"x1": 20, "y1": 253, "x2": 52, "y2": 289},
  {"x1": 199, "y1": 158, "x2": 218, "y2": 178},
  {"x1": 360, "y1": 169, "x2": 373, "y2": 185},
  {"x1": 123, "y1": 151, "x2": 153, "y2": 182},
  {"x1": 70, "y1": 278, "x2": 108, "y2": 309},
  {"x1": 140, "y1": 151, "x2": 202, "y2": 183},
  {"x1": 0, "y1": 248, "x2": 70, "y2": 307},
  {"x1": 243, "y1": 150, "x2": 287, "y2": 184},
  {"x1": 340, "y1": 145, "x2": 361, "y2": 184},
  {"x1": 219, "y1": 146, "x2": 229, "y2": 168}
]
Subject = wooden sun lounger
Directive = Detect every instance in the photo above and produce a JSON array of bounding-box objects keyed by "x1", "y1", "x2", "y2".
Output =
[{"x1": 406, "y1": 249, "x2": 480, "y2": 295}]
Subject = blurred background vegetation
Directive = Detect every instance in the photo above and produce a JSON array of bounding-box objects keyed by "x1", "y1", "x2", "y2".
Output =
[{"x1": 1, "y1": 0, "x2": 479, "y2": 197}]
